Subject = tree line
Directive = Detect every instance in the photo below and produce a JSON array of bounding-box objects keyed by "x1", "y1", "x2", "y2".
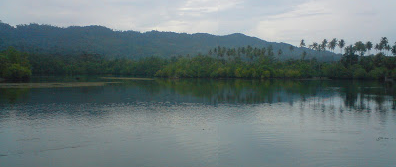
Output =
[
  {"x1": 301, "y1": 37, "x2": 395, "y2": 56},
  {"x1": 0, "y1": 37, "x2": 395, "y2": 80}
]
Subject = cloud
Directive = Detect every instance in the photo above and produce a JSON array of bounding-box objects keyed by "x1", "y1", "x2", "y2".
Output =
[
  {"x1": 0, "y1": 0, "x2": 395, "y2": 46},
  {"x1": 248, "y1": 0, "x2": 396, "y2": 46}
]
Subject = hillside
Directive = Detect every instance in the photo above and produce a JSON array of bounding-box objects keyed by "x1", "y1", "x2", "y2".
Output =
[{"x1": 0, "y1": 22, "x2": 340, "y2": 61}]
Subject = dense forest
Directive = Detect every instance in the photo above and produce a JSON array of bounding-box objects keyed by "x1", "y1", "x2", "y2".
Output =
[
  {"x1": 1, "y1": 36, "x2": 395, "y2": 80},
  {"x1": 0, "y1": 47, "x2": 31, "y2": 80},
  {"x1": 0, "y1": 22, "x2": 337, "y2": 61}
]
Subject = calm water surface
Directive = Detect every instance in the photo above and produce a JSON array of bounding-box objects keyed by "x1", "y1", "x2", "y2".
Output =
[{"x1": 1, "y1": 78, "x2": 396, "y2": 167}]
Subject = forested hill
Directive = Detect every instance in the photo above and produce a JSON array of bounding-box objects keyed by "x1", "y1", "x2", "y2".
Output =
[{"x1": 0, "y1": 22, "x2": 339, "y2": 61}]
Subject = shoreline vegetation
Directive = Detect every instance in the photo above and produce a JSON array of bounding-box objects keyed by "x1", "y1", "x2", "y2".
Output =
[
  {"x1": 1, "y1": 37, "x2": 396, "y2": 81},
  {"x1": 0, "y1": 82, "x2": 120, "y2": 88},
  {"x1": 100, "y1": 77, "x2": 155, "y2": 80}
]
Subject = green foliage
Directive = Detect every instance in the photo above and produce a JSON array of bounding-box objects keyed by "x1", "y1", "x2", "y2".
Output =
[
  {"x1": 351, "y1": 65, "x2": 367, "y2": 79},
  {"x1": 2, "y1": 43, "x2": 396, "y2": 81},
  {"x1": 354, "y1": 41, "x2": 366, "y2": 56},
  {"x1": 0, "y1": 47, "x2": 32, "y2": 80},
  {"x1": 323, "y1": 63, "x2": 351, "y2": 79},
  {"x1": 368, "y1": 67, "x2": 387, "y2": 79},
  {"x1": 3, "y1": 64, "x2": 32, "y2": 80}
]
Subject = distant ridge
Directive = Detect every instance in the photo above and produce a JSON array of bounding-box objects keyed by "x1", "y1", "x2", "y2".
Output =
[{"x1": 0, "y1": 22, "x2": 340, "y2": 61}]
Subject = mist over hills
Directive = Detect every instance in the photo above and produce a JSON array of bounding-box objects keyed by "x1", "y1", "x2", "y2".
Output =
[{"x1": 0, "y1": 22, "x2": 340, "y2": 61}]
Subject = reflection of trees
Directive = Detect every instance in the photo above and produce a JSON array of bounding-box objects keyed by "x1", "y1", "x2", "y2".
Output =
[
  {"x1": 1, "y1": 79, "x2": 395, "y2": 112},
  {"x1": 336, "y1": 80, "x2": 394, "y2": 111},
  {"x1": 129, "y1": 79, "x2": 325, "y2": 105},
  {"x1": 0, "y1": 88, "x2": 30, "y2": 104},
  {"x1": 149, "y1": 79, "x2": 395, "y2": 110}
]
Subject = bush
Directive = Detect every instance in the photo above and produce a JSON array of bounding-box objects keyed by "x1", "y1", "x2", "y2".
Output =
[
  {"x1": 368, "y1": 67, "x2": 387, "y2": 80},
  {"x1": 353, "y1": 68, "x2": 367, "y2": 79},
  {"x1": 391, "y1": 69, "x2": 396, "y2": 78},
  {"x1": 323, "y1": 63, "x2": 352, "y2": 78},
  {"x1": 3, "y1": 64, "x2": 32, "y2": 80}
]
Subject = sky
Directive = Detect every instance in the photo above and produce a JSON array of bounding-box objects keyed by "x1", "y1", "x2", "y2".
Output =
[{"x1": 1, "y1": 0, "x2": 395, "y2": 46}]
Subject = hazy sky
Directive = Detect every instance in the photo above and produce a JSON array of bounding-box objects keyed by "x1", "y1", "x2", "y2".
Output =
[{"x1": 1, "y1": 0, "x2": 395, "y2": 46}]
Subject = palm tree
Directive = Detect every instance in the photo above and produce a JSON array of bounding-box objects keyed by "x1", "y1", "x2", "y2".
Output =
[
  {"x1": 380, "y1": 37, "x2": 388, "y2": 46},
  {"x1": 385, "y1": 45, "x2": 391, "y2": 56},
  {"x1": 300, "y1": 39, "x2": 306, "y2": 48},
  {"x1": 328, "y1": 38, "x2": 337, "y2": 53},
  {"x1": 392, "y1": 42, "x2": 396, "y2": 56},
  {"x1": 379, "y1": 37, "x2": 388, "y2": 53},
  {"x1": 318, "y1": 44, "x2": 323, "y2": 51},
  {"x1": 354, "y1": 41, "x2": 366, "y2": 57},
  {"x1": 375, "y1": 44, "x2": 380, "y2": 54},
  {"x1": 309, "y1": 42, "x2": 319, "y2": 51},
  {"x1": 365, "y1": 41, "x2": 373, "y2": 55},
  {"x1": 338, "y1": 39, "x2": 345, "y2": 54},
  {"x1": 321, "y1": 39, "x2": 328, "y2": 51}
]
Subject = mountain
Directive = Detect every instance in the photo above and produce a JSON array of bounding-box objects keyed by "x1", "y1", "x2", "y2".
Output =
[{"x1": 0, "y1": 22, "x2": 340, "y2": 61}]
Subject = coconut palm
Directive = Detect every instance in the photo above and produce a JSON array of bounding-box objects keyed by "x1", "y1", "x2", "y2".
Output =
[
  {"x1": 375, "y1": 44, "x2": 380, "y2": 53},
  {"x1": 385, "y1": 45, "x2": 391, "y2": 56},
  {"x1": 392, "y1": 42, "x2": 396, "y2": 56},
  {"x1": 318, "y1": 44, "x2": 323, "y2": 51},
  {"x1": 354, "y1": 41, "x2": 366, "y2": 56},
  {"x1": 300, "y1": 39, "x2": 306, "y2": 48},
  {"x1": 321, "y1": 39, "x2": 328, "y2": 51},
  {"x1": 328, "y1": 38, "x2": 337, "y2": 53},
  {"x1": 365, "y1": 41, "x2": 373, "y2": 55},
  {"x1": 379, "y1": 37, "x2": 388, "y2": 53},
  {"x1": 380, "y1": 37, "x2": 388, "y2": 47},
  {"x1": 338, "y1": 39, "x2": 345, "y2": 54},
  {"x1": 309, "y1": 42, "x2": 319, "y2": 51}
]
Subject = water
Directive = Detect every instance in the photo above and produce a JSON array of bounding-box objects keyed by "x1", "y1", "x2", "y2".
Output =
[{"x1": 1, "y1": 78, "x2": 396, "y2": 167}]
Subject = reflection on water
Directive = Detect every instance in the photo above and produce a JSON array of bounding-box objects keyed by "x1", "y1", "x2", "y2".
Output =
[
  {"x1": 1, "y1": 79, "x2": 395, "y2": 110},
  {"x1": 0, "y1": 78, "x2": 396, "y2": 167}
]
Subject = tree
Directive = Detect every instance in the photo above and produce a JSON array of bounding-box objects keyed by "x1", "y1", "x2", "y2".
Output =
[
  {"x1": 392, "y1": 42, "x2": 396, "y2": 56},
  {"x1": 385, "y1": 45, "x2": 391, "y2": 56},
  {"x1": 375, "y1": 44, "x2": 380, "y2": 53},
  {"x1": 365, "y1": 41, "x2": 373, "y2": 55},
  {"x1": 321, "y1": 39, "x2": 328, "y2": 51},
  {"x1": 318, "y1": 44, "x2": 323, "y2": 51},
  {"x1": 338, "y1": 39, "x2": 345, "y2": 54},
  {"x1": 300, "y1": 39, "x2": 306, "y2": 48},
  {"x1": 341, "y1": 45, "x2": 358, "y2": 68},
  {"x1": 3, "y1": 64, "x2": 32, "y2": 80},
  {"x1": 379, "y1": 37, "x2": 388, "y2": 54},
  {"x1": 310, "y1": 42, "x2": 319, "y2": 51},
  {"x1": 328, "y1": 38, "x2": 337, "y2": 52},
  {"x1": 0, "y1": 47, "x2": 32, "y2": 80},
  {"x1": 354, "y1": 41, "x2": 366, "y2": 57}
]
